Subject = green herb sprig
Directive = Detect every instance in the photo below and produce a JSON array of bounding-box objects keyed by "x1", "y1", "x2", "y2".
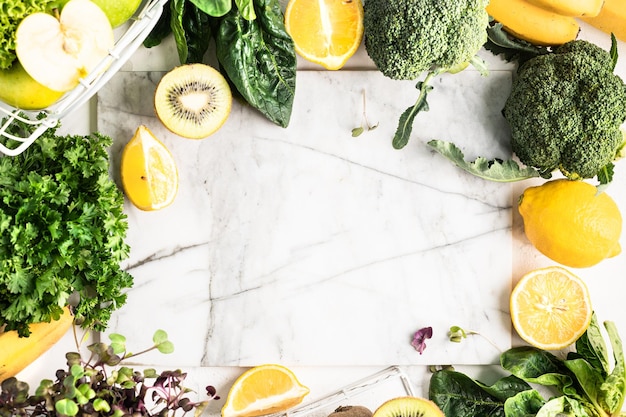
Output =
[{"x1": 0, "y1": 116, "x2": 132, "y2": 336}]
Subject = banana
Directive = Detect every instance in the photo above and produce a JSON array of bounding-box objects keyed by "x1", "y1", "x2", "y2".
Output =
[
  {"x1": 581, "y1": 0, "x2": 626, "y2": 42},
  {"x1": 0, "y1": 307, "x2": 74, "y2": 382},
  {"x1": 525, "y1": 0, "x2": 604, "y2": 17},
  {"x1": 487, "y1": 0, "x2": 580, "y2": 46}
]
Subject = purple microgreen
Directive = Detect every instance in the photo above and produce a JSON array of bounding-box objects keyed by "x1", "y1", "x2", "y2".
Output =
[{"x1": 411, "y1": 326, "x2": 433, "y2": 354}]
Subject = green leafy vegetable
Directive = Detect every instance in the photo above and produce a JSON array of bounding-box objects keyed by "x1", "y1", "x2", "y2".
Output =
[
  {"x1": 427, "y1": 139, "x2": 541, "y2": 182},
  {"x1": 484, "y1": 20, "x2": 552, "y2": 66},
  {"x1": 214, "y1": 0, "x2": 297, "y2": 127},
  {"x1": 189, "y1": 0, "x2": 231, "y2": 17},
  {"x1": 0, "y1": 117, "x2": 133, "y2": 337},
  {"x1": 430, "y1": 314, "x2": 626, "y2": 417}
]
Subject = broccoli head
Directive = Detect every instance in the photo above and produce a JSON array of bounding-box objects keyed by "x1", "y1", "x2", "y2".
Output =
[
  {"x1": 503, "y1": 39, "x2": 626, "y2": 181},
  {"x1": 363, "y1": 0, "x2": 490, "y2": 80}
]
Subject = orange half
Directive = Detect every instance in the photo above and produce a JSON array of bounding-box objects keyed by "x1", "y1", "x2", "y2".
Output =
[{"x1": 285, "y1": 0, "x2": 364, "y2": 70}]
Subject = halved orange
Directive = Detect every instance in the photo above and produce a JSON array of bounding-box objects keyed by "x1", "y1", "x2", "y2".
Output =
[
  {"x1": 284, "y1": 0, "x2": 364, "y2": 70},
  {"x1": 121, "y1": 125, "x2": 178, "y2": 211},
  {"x1": 510, "y1": 266, "x2": 593, "y2": 350},
  {"x1": 221, "y1": 364, "x2": 310, "y2": 417}
]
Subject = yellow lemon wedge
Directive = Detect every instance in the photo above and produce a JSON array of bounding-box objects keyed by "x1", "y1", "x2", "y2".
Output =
[
  {"x1": 510, "y1": 266, "x2": 593, "y2": 350},
  {"x1": 221, "y1": 364, "x2": 310, "y2": 417},
  {"x1": 121, "y1": 125, "x2": 178, "y2": 211},
  {"x1": 285, "y1": 0, "x2": 364, "y2": 70}
]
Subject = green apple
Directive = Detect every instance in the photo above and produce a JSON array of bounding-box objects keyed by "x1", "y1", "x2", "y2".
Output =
[
  {"x1": 0, "y1": 62, "x2": 65, "y2": 110},
  {"x1": 90, "y1": 0, "x2": 143, "y2": 28},
  {"x1": 15, "y1": 0, "x2": 114, "y2": 92}
]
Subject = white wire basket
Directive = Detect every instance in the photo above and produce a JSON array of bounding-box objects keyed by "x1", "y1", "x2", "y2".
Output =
[{"x1": 0, "y1": 0, "x2": 169, "y2": 157}]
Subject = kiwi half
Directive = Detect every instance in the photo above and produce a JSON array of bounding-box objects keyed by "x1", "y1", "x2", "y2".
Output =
[
  {"x1": 373, "y1": 397, "x2": 444, "y2": 417},
  {"x1": 154, "y1": 63, "x2": 232, "y2": 139}
]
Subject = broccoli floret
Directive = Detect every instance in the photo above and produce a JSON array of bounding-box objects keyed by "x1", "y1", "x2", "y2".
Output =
[
  {"x1": 363, "y1": 0, "x2": 489, "y2": 80},
  {"x1": 503, "y1": 39, "x2": 626, "y2": 181},
  {"x1": 362, "y1": 0, "x2": 489, "y2": 149}
]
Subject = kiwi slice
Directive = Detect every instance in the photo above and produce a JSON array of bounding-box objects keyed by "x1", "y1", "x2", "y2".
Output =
[
  {"x1": 154, "y1": 63, "x2": 232, "y2": 139},
  {"x1": 373, "y1": 397, "x2": 444, "y2": 417},
  {"x1": 329, "y1": 406, "x2": 373, "y2": 417}
]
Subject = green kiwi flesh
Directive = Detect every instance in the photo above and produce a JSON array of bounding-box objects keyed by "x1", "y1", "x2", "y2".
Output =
[
  {"x1": 373, "y1": 397, "x2": 444, "y2": 417},
  {"x1": 154, "y1": 63, "x2": 232, "y2": 139}
]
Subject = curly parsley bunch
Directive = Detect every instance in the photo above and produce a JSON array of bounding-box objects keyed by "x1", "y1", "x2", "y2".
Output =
[{"x1": 0, "y1": 120, "x2": 133, "y2": 336}]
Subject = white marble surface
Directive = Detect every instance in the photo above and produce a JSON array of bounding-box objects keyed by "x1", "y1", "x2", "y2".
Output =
[
  {"x1": 97, "y1": 68, "x2": 513, "y2": 367},
  {"x1": 13, "y1": 13, "x2": 626, "y2": 415}
]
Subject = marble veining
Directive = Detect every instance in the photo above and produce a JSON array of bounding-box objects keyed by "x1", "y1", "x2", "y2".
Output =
[{"x1": 97, "y1": 69, "x2": 514, "y2": 367}]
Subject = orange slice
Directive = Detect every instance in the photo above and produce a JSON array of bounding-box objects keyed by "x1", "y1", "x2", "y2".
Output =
[
  {"x1": 121, "y1": 125, "x2": 178, "y2": 211},
  {"x1": 221, "y1": 364, "x2": 310, "y2": 417},
  {"x1": 510, "y1": 266, "x2": 593, "y2": 350},
  {"x1": 284, "y1": 0, "x2": 364, "y2": 70}
]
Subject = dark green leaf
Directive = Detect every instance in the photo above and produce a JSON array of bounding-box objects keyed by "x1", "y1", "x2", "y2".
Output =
[
  {"x1": 428, "y1": 139, "x2": 541, "y2": 182},
  {"x1": 182, "y1": 2, "x2": 213, "y2": 63},
  {"x1": 392, "y1": 79, "x2": 432, "y2": 149},
  {"x1": 501, "y1": 346, "x2": 580, "y2": 398},
  {"x1": 484, "y1": 20, "x2": 552, "y2": 66},
  {"x1": 143, "y1": 0, "x2": 173, "y2": 48},
  {"x1": 610, "y1": 33, "x2": 618, "y2": 72},
  {"x1": 215, "y1": 0, "x2": 297, "y2": 127},
  {"x1": 170, "y1": 0, "x2": 188, "y2": 64},
  {"x1": 429, "y1": 370, "x2": 531, "y2": 416}
]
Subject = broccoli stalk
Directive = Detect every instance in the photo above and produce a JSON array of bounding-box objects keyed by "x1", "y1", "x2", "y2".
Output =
[{"x1": 363, "y1": 0, "x2": 490, "y2": 149}]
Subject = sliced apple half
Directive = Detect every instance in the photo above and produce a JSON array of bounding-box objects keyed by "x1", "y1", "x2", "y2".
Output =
[{"x1": 15, "y1": 0, "x2": 114, "y2": 92}]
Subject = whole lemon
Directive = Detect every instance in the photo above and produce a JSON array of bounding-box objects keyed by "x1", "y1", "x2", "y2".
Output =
[{"x1": 519, "y1": 179, "x2": 622, "y2": 268}]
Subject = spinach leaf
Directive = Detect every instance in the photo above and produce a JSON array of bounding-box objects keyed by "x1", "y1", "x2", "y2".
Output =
[
  {"x1": 168, "y1": 0, "x2": 212, "y2": 64},
  {"x1": 501, "y1": 346, "x2": 580, "y2": 398},
  {"x1": 503, "y1": 390, "x2": 545, "y2": 417},
  {"x1": 599, "y1": 321, "x2": 626, "y2": 414},
  {"x1": 189, "y1": 0, "x2": 231, "y2": 16},
  {"x1": 143, "y1": 0, "x2": 173, "y2": 48},
  {"x1": 535, "y1": 396, "x2": 591, "y2": 417},
  {"x1": 429, "y1": 370, "x2": 531, "y2": 416},
  {"x1": 183, "y1": 1, "x2": 212, "y2": 63},
  {"x1": 215, "y1": 0, "x2": 296, "y2": 127},
  {"x1": 574, "y1": 314, "x2": 610, "y2": 378},
  {"x1": 235, "y1": 0, "x2": 255, "y2": 20},
  {"x1": 170, "y1": 0, "x2": 188, "y2": 63}
]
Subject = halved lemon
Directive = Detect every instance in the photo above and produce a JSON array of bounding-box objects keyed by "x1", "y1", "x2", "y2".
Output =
[
  {"x1": 284, "y1": 0, "x2": 364, "y2": 70},
  {"x1": 121, "y1": 125, "x2": 178, "y2": 211},
  {"x1": 510, "y1": 266, "x2": 593, "y2": 350},
  {"x1": 221, "y1": 364, "x2": 310, "y2": 417}
]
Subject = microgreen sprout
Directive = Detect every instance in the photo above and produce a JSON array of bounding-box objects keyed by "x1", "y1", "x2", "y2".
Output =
[
  {"x1": 0, "y1": 329, "x2": 218, "y2": 417},
  {"x1": 448, "y1": 325, "x2": 502, "y2": 353},
  {"x1": 352, "y1": 89, "x2": 379, "y2": 137}
]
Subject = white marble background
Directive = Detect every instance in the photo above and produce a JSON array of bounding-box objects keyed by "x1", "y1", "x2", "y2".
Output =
[{"x1": 97, "y1": 69, "x2": 514, "y2": 367}]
